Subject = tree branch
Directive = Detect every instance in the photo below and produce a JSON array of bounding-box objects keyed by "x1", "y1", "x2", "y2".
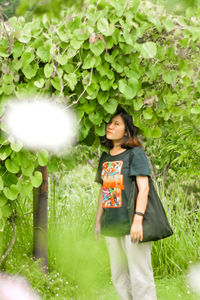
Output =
[
  {"x1": 0, "y1": 215, "x2": 16, "y2": 265},
  {"x1": 65, "y1": 67, "x2": 93, "y2": 110}
]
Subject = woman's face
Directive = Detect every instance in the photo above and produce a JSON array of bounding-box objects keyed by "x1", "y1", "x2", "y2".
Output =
[{"x1": 106, "y1": 115, "x2": 126, "y2": 142}]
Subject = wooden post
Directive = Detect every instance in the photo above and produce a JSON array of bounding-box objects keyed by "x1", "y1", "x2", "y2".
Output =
[{"x1": 33, "y1": 166, "x2": 48, "y2": 271}]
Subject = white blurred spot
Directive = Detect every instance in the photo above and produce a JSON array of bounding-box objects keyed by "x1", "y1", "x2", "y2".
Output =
[
  {"x1": 0, "y1": 274, "x2": 40, "y2": 300},
  {"x1": 187, "y1": 263, "x2": 200, "y2": 294},
  {"x1": 4, "y1": 98, "x2": 78, "y2": 153}
]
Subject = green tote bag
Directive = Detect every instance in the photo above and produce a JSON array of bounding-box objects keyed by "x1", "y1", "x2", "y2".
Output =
[{"x1": 127, "y1": 176, "x2": 173, "y2": 243}]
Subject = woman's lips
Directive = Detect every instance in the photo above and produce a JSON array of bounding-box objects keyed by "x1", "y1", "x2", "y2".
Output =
[{"x1": 107, "y1": 130, "x2": 113, "y2": 135}]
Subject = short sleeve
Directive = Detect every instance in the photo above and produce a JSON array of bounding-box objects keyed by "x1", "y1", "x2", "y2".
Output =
[
  {"x1": 129, "y1": 147, "x2": 150, "y2": 177},
  {"x1": 95, "y1": 152, "x2": 106, "y2": 184}
]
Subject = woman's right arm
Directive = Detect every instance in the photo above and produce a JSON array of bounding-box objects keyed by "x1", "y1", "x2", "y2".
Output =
[{"x1": 94, "y1": 185, "x2": 103, "y2": 239}]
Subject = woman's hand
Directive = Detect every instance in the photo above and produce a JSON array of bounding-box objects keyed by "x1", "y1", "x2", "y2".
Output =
[
  {"x1": 94, "y1": 222, "x2": 101, "y2": 241},
  {"x1": 130, "y1": 215, "x2": 143, "y2": 243}
]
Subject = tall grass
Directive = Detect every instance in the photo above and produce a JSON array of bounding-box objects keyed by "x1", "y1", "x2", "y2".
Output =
[
  {"x1": 0, "y1": 162, "x2": 199, "y2": 299},
  {"x1": 152, "y1": 179, "x2": 200, "y2": 278},
  {"x1": 48, "y1": 165, "x2": 200, "y2": 278}
]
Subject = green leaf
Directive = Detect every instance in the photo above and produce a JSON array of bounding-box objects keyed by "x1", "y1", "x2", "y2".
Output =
[
  {"x1": 0, "y1": 177, "x2": 4, "y2": 191},
  {"x1": 37, "y1": 150, "x2": 49, "y2": 166},
  {"x1": 22, "y1": 63, "x2": 38, "y2": 79},
  {"x1": 18, "y1": 151, "x2": 35, "y2": 168},
  {"x1": 83, "y1": 101, "x2": 96, "y2": 114},
  {"x1": 165, "y1": 93, "x2": 178, "y2": 105},
  {"x1": 47, "y1": 157, "x2": 59, "y2": 172},
  {"x1": 162, "y1": 19, "x2": 174, "y2": 32},
  {"x1": 97, "y1": 18, "x2": 109, "y2": 33},
  {"x1": 5, "y1": 159, "x2": 20, "y2": 174},
  {"x1": 89, "y1": 111, "x2": 103, "y2": 125},
  {"x1": 95, "y1": 123, "x2": 106, "y2": 136},
  {"x1": 51, "y1": 77, "x2": 61, "y2": 91},
  {"x1": 124, "y1": 67, "x2": 139, "y2": 79},
  {"x1": 163, "y1": 71, "x2": 177, "y2": 84},
  {"x1": 99, "y1": 77, "x2": 113, "y2": 91},
  {"x1": 4, "y1": 185, "x2": 19, "y2": 201},
  {"x1": 140, "y1": 42, "x2": 157, "y2": 59},
  {"x1": 97, "y1": 63, "x2": 114, "y2": 79},
  {"x1": 79, "y1": 126, "x2": 90, "y2": 141},
  {"x1": 76, "y1": 107, "x2": 84, "y2": 121},
  {"x1": 17, "y1": 181, "x2": 33, "y2": 197},
  {"x1": 2, "y1": 83, "x2": 15, "y2": 96},
  {"x1": 171, "y1": 107, "x2": 182, "y2": 116},
  {"x1": 82, "y1": 55, "x2": 96, "y2": 69},
  {"x1": 55, "y1": 54, "x2": 68, "y2": 65},
  {"x1": 143, "y1": 108, "x2": 153, "y2": 120},
  {"x1": 10, "y1": 143, "x2": 23, "y2": 152},
  {"x1": 66, "y1": 48, "x2": 77, "y2": 59},
  {"x1": 17, "y1": 33, "x2": 31, "y2": 44},
  {"x1": 2, "y1": 74, "x2": 13, "y2": 84},
  {"x1": 104, "y1": 98, "x2": 118, "y2": 114},
  {"x1": 133, "y1": 98, "x2": 143, "y2": 111},
  {"x1": 0, "y1": 194, "x2": 7, "y2": 207},
  {"x1": 34, "y1": 78, "x2": 45, "y2": 88},
  {"x1": 151, "y1": 127, "x2": 162, "y2": 138},
  {"x1": 36, "y1": 46, "x2": 50, "y2": 63},
  {"x1": 145, "y1": 127, "x2": 162, "y2": 138},
  {"x1": 31, "y1": 171, "x2": 42, "y2": 188},
  {"x1": 44, "y1": 64, "x2": 54, "y2": 78},
  {"x1": 12, "y1": 59, "x2": 22, "y2": 71},
  {"x1": 64, "y1": 73, "x2": 77, "y2": 91},
  {"x1": 62, "y1": 63, "x2": 75, "y2": 73},
  {"x1": 119, "y1": 78, "x2": 139, "y2": 99},
  {"x1": 1, "y1": 205, "x2": 12, "y2": 218},
  {"x1": 90, "y1": 40, "x2": 105, "y2": 56},
  {"x1": 21, "y1": 165, "x2": 35, "y2": 176},
  {"x1": 21, "y1": 51, "x2": 35, "y2": 68},
  {"x1": 73, "y1": 28, "x2": 88, "y2": 41},
  {"x1": 3, "y1": 174, "x2": 18, "y2": 186},
  {"x1": 112, "y1": 62, "x2": 123, "y2": 73},
  {"x1": 0, "y1": 45, "x2": 9, "y2": 57},
  {"x1": 12, "y1": 42, "x2": 24, "y2": 59},
  {"x1": 97, "y1": 18, "x2": 115, "y2": 36},
  {"x1": 191, "y1": 104, "x2": 200, "y2": 114},
  {"x1": 164, "y1": 111, "x2": 170, "y2": 121},
  {"x1": 97, "y1": 91, "x2": 109, "y2": 105},
  {"x1": 0, "y1": 146, "x2": 12, "y2": 160},
  {"x1": 70, "y1": 39, "x2": 84, "y2": 50},
  {"x1": 86, "y1": 82, "x2": 99, "y2": 97}
]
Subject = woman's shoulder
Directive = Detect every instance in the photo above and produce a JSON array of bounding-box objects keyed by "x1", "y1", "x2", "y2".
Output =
[
  {"x1": 130, "y1": 146, "x2": 146, "y2": 154},
  {"x1": 129, "y1": 146, "x2": 149, "y2": 162}
]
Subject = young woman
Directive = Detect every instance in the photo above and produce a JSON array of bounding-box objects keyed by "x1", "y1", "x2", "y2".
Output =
[{"x1": 95, "y1": 107, "x2": 157, "y2": 300}]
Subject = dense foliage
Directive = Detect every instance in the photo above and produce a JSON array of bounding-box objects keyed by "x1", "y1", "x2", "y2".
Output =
[
  {"x1": 0, "y1": 0, "x2": 19, "y2": 18},
  {"x1": 0, "y1": 0, "x2": 199, "y2": 233}
]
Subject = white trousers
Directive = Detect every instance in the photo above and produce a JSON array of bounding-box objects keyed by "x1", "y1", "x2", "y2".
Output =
[{"x1": 105, "y1": 235, "x2": 157, "y2": 300}]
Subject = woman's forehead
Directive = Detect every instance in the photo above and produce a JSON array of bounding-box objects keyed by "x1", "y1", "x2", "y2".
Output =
[{"x1": 111, "y1": 114, "x2": 124, "y2": 123}]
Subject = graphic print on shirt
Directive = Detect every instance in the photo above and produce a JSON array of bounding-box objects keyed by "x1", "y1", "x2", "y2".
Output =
[{"x1": 101, "y1": 161, "x2": 124, "y2": 208}]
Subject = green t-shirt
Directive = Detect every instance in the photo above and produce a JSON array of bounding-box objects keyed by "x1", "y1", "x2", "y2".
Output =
[{"x1": 95, "y1": 146, "x2": 150, "y2": 237}]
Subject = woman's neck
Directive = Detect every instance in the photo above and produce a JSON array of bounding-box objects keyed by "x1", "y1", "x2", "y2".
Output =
[{"x1": 110, "y1": 144, "x2": 126, "y2": 156}]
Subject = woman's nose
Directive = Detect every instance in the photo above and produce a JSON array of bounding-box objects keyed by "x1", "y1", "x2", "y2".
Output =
[{"x1": 107, "y1": 123, "x2": 114, "y2": 130}]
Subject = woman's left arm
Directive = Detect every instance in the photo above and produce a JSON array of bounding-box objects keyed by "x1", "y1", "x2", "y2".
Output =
[{"x1": 130, "y1": 176, "x2": 149, "y2": 242}]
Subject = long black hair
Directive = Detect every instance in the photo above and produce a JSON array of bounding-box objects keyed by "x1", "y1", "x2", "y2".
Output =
[{"x1": 101, "y1": 106, "x2": 143, "y2": 149}]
